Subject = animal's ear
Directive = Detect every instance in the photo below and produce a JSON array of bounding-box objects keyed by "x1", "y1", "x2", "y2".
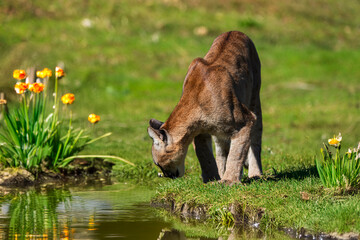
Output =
[
  {"x1": 149, "y1": 119, "x2": 164, "y2": 130},
  {"x1": 148, "y1": 127, "x2": 167, "y2": 146},
  {"x1": 148, "y1": 119, "x2": 171, "y2": 146}
]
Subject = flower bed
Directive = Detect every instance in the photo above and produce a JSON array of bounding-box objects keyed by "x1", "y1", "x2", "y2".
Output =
[{"x1": 0, "y1": 67, "x2": 133, "y2": 182}]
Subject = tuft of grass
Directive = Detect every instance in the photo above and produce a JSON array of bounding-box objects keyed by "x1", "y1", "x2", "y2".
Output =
[{"x1": 316, "y1": 136, "x2": 360, "y2": 191}]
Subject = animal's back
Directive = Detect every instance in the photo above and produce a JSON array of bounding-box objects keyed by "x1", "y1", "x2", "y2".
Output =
[
  {"x1": 183, "y1": 31, "x2": 261, "y2": 113},
  {"x1": 208, "y1": 31, "x2": 260, "y2": 107}
]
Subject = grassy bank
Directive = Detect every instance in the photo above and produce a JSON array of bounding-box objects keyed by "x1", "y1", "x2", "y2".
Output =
[
  {"x1": 1, "y1": 0, "x2": 360, "y2": 236},
  {"x1": 154, "y1": 169, "x2": 360, "y2": 235}
]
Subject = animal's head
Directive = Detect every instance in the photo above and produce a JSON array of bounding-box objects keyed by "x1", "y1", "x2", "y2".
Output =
[{"x1": 147, "y1": 119, "x2": 186, "y2": 179}]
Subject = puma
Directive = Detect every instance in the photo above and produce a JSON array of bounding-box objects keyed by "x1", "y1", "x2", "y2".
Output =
[{"x1": 148, "y1": 31, "x2": 262, "y2": 184}]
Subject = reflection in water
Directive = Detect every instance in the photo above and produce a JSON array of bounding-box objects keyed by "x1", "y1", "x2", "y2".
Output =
[
  {"x1": 157, "y1": 229, "x2": 187, "y2": 240},
  {"x1": 0, "y1": 185, "x2": 171, "y2": 240},
  {"x1": 0, "y1": 184, "x2": 286, "y2": 240},
  {"x1": 156, "y1": 225, "x2": 265, "y2": 240},
  {"x1": 0, "y1": 189, "x2": 73, "y2": 240}
]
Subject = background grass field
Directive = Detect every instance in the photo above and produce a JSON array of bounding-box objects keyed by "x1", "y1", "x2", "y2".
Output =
[
  {"x1": 1, "y1": 0, "x2": 360, "y2": 234},
  {"x1": 1, "y1": 0, "x2": 358, "y2": 171}
]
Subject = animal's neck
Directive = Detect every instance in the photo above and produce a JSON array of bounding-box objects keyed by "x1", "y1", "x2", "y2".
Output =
[{"x1": 162, "y1": 101, "x2": 199, "y2": 146}]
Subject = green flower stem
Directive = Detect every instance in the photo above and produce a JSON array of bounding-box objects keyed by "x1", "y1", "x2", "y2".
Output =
[
  {"x1": 54, "y1": 76, "x2": 58, "y2": 105},
  {"x1": 63, "y1": 109, "x2": 73, "y2": 151},
  {"x1": 42, "y1": 87, "x2": 46, "y2": 122},
  {"x1": 22, "y1": 94, "x2": 30, "y2": 137},
  {"x1": 51, "y1": 76, "x2": 59, "y2": 131},
  {"x1": 68, "y1": 109, "x2": 72, "y2": 130},
  {"x1": 85, "y1": 132, "x2": 112, "y2": 145}
]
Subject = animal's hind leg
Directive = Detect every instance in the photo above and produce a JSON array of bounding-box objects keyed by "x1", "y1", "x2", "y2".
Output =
[
  {"x1": 221, "y1": 104, "x2": 256, "y2": 184},
  {"x1": 247, "y1": 100, "x2": 263, "y2": 178},
  {"x1": 221, "y1": 124, "x2": 252, "y2": 183},
  {"x1": 194, "y1": 133, "x2": 220, "y2": 183}
]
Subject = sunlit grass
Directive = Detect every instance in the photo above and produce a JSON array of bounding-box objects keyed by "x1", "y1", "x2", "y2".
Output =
[
  {"x1": 155, "y1": 171, "x2": 360, "y2": 234},
  {"x1": 0, "y1": 0, "x2": 360, "y2": 234}
]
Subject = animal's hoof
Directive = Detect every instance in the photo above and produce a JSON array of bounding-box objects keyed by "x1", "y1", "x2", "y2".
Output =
[
  {"x1": 218, "y1": 179, "x2": 240, "y2": 186},
  {"x1": 248, "y1": 173, "x2": 262, "y2": 179},
  {"x1": 249, "y1": 175, "x2": 261, "y2": 180}
]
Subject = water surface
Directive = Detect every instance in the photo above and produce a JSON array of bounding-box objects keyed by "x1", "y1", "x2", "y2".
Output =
[
  {"x1": 0, "y1": 183, "x2": 218, "y2": 240},
  {"x1": 0, "y1": 183, "x2": 290, "y2": 240}
]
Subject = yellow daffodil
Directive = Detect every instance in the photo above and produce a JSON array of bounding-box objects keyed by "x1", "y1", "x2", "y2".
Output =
[
  {"x1": 29, "y1": 83, "x2": 45, "y2": 93},
  {"x1": 14, "y1": 82, "x2": 29, "y2": 94},
  {"x1": 328, "y1": 133, "x2": 342, "y2": 147},
  {"x1": 37, "y1": 68, "x2": 52, "y2": 78},
  {"x1": 42, "y1": 68, "x2": 52, "y2": 77},
  {"x1": 61, "y1": 93, "x2": 75, "y2": 104},
  {"x1": 55, "y1": 67, "x2": 65, "y2": 78},
  {"x1": 13, "y1": 69, "x2": 26, "y2": 80},
  {"x1": 36, "y1": 70, "x2": 46, "y2": 79},
  {"x1": 88, "y1": 114, "x2": 100, "y2": 124}
]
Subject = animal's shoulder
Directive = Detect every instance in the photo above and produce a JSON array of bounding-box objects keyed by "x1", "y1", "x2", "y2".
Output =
[
  {"x1": 183, "y1": 31, "x2": 257, "y2": 92},
  {"x1": 183, "y1": 58, "x2": 228, "y2": 90}
]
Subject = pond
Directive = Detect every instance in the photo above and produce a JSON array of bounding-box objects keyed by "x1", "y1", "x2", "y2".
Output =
[{"x1": 0, "y1": 182, "x2": 290, "y2": 240}]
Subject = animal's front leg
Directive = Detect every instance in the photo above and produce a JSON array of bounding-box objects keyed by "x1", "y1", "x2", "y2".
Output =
[
  {"x1": 221, "y1": 126, "x2": 252, "y2": 184},
  {"x1": 213, "y1": 136, "x2": 230, "y2": 178},
  {"x1": 194, "y1": 134, "x2": 220, "y2": 183}
]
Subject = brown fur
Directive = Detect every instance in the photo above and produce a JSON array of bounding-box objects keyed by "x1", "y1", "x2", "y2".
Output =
[{"x1": 148, "y1": 31, "x2": 262, "y2": 184}]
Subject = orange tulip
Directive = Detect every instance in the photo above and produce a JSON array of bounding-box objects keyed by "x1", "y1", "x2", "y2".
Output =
[
  {"x1": 36, "y1": 67, "x2": 53, "y2": 79},
  {"x1": 61, "y1": 93, "x2": 75, "y2": 104},
  {"x1": 37, "y1": 68, "x2": 53, "y2": 79},
  {"x1": 13, "y1": 69, "x2": 26, "y2": 80},
  {"x1": 42, "y1": 68, "x2": 52, "y2": 77},
  {"x1": 36, "y1": 70, "x2": 47, "y2": 79},
  {"x1": 29, "y1": 83, "x2": 45, "y2": 93},
  {"x1": 88, "y1": 114, "x2": 100, "y2": 124},
  {"x1": 14, "y1": 82, "x2": 29, "y2": 94},
  {"x1": 55, "y1": 67, "x2": 65, "y2": 78}
]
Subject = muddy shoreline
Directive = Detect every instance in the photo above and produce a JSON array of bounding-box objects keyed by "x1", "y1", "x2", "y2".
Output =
[
  {"x1": 0, "y1": 158, "x2": 114, "y2": 189},
  {"x1": 151, "y1": 198, "x2": 359, "y2": 240}
]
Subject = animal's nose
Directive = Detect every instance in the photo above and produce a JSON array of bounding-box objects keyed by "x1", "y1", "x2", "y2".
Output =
[
  {"x1": 161, "y1": 169, "x2": 179, "y2": 179},
  {"x1": 156, "y1": 164, "x2": 179, "y2": 179},
  {"x1": 167, "y1": 169, "x2": 179, "y2": 179}
]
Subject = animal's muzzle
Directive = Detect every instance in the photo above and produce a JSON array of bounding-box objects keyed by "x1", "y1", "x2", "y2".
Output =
[{"x1": 156, "y1": 164, "x2": 179, "y2": 179}]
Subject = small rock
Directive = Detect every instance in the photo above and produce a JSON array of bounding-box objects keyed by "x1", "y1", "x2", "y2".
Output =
[{"x1": 0, "y1": 168, "x2": 35, "y2": 186}]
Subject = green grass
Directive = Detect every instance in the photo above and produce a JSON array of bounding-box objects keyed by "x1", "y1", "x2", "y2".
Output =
[
  {"x1": 155, "y1": 170, "x2": 360, "y2": 234},
  {"x1": 1, "y1": 0, "x2": 360, "y2": 236}
]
